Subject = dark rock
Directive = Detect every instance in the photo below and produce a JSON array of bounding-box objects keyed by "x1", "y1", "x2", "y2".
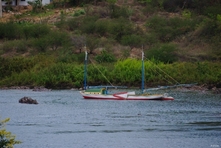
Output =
[{"x1": 19, "y1": 97, "x2": 38, "y2": 104}]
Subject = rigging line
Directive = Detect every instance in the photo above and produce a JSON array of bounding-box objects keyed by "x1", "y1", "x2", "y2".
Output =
[
  {"x1": 144, "y1": 56, "x2": 180, "y2": 85},
  {"x1": 132, "y1": 53, "x2": 179, "y2": 85},
  {"x1": 149, "y1": 65, "x2": 174, "y2": 85},
  {"x1": 88, "y1": 57, "x2": 115, "y2": 87}
]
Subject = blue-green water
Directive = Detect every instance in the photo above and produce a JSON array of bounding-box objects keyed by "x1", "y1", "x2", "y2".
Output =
[{"x1": 0, "y1": 89, "x2": 220, "y2": 148}]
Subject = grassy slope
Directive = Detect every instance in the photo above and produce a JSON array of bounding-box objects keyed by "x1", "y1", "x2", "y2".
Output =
[{"x1": 0, "y1": 2, "x2": 220, "y2": 61}]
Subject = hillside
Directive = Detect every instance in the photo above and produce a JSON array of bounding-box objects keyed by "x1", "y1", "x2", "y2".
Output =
[
  {"x1": 0, "y1": 0, "x2": 221, "y2": 89},
  {"x1": 0, "y1": 0, "x2": 220, "y2": 61}
]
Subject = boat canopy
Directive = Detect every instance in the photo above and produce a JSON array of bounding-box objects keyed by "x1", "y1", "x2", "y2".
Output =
[{"x1": 84, "y1": 88, "x2": 106, "y2": 95}]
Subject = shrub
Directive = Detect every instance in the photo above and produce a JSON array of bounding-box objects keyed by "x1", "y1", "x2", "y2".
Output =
[
  {"x1": 79, "y1": 16, "x2": 98, "y2": 34},
  {"x1": 95, "y1": 50, "x2": 116, "y2": 63},
  {"x1": 94, "y1": 19, "x2": 109, "y2": 36},
  {"x1": 120, "y1": 34, "x2": 144, "y2": 48},
  {"x1": 15, "y1": 40, "x2": 28, "y2": 53},
  {"x1": 28, "y1": 0, "x2": 44, "y2": 13},
  {"x1": 64, "y1": 18, "x2": 81, "y2": 31},
  {"x1": 22, "y1": 24, "x2": 50, "y2": 39},
  {"x1": 182, "y1": 9, "x2": 192, "y2": 18},
  {"x1": 146, "y1": 43, "x2": 178, "y2": 63},
  {"x1": 143, "y1": 33, "x2": 159, "y2": 46},
  {"x1": 47, "y1": 31, "x2": 71, "y2": 50},
  {"x1": 107, "y1": 18, "x2": 134, "y2": 41},
  {"x1": 32, "y1": 37, "x2": 49, "y2": 52},
  {"x1": 198, "y1": 19, "x2": 221, "y2": 38},
  {"x1": 110, "y1": 5, "x2": 133, "y2": 19},
  {"x1": 203, "y1": 5, "x2": 221, "y2": 20},
  {"x1": 73, "y1": 9, "x2": 86, "y2": 17},
  {"x1": 56, "y1": 50, "x2": 82, "y2": 63},
  {"x1": 0, "y1": 22, "x2": 21, "y2": 40},
  {"x1": 86, "y1": 35, "x2": 99, "y2": 54},
  {"x1": 146, "y1": 15, "x2": 196, "y2": 42}
]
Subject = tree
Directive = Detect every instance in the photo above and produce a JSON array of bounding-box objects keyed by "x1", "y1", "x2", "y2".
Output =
[
  {"x1": 71, "y1": 35, "x2": 86, "y2": 53},
  {"x1": 0, "y1": 117, "x2": 21, "y2": 148}
]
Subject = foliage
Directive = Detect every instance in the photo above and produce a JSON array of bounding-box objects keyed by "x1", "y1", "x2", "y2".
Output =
[
  {"x1": 1, "y1": 0, "x2": 221, "y2": 88},
  {"x1": 145, "y1": 43, "x2": 178, "y2": 63},
  {"x1": 182, "y1": 9, "x2": 191, "y2": 18},
  {"x1": 28, "y1": 0, "x2": 44, "y2": 13},
  {"x1": 32, "y1": 37, "x2": 49, "y2": 52},
  {"x1": 110, "y1": 5, "x2": 133, "y2": 19},
  {"x1": 79, "y1": 16, "x2": 98, "y2": 34},
  {"x1": 107, "y1": 18, "x2": 134, "y2": 41},
  {"x1": 0, "y1": 117, "x2": 21, "y2": 148},
  {"x1": 71, "y1": 35, "x2": 86, "y2": 53},
  {"x1": 73, "y1": 9, "x2": 86, "y2": 17},
  {"x1": 112, "y1": 58, "x2": 141, "y2": 86},
  {"x1": 0, "y1": 22, "x2": 21, "y2": 40},
  {"x1": 0, "y1": 54, "x2": 221, "y2": 88},
  {"x1": 0, "y1": 40, "x2": 28, "y2": 54},
  {"x1": 146, "y1": 15, "x2": 197, "y2": 42},
  {"x1": 203, "y1": 5, "x2": 221, "y2": 20},
  {"x1": 57, "y1": 51, "x2": 84, "y2": 63},
  {"x1": 22, "y1": 24, "x2": 51, "y2": 39},
  {"x1": 46, "y1": 31, "x2": 71, "y2": 50},
  {"x1": 0, "y1": 57, "x2": 36, "y2": 79},
  {"x1": 95, "y1": 50, "x2": 116, "y2": 63},
  {"x1": 120, "y1": 34, "x2": 144, "y2": 48},
  {"x1": 86, "y1": 35, "x2": 99, "y2": 54},
  {"x1": 94, "y1": 19, "x2": 109, "y2": 36},
  {"x1": 197, "y1": 19, "x2": 221, "y2": 39}
]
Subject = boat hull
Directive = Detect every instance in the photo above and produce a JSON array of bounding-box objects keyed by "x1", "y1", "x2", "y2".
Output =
[{"x1": 80, "y1": 91, "x2": 174, "y2": 101}]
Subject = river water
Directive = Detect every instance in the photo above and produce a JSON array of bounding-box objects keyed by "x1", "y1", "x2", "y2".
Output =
[{"x1": 0, "y1": 89, "x2": 220, "y2": 148}]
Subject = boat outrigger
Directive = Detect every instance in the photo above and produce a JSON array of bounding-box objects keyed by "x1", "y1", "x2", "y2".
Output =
[{"x1": 79, "y1": 50, "x2": 174, "y2": 101}]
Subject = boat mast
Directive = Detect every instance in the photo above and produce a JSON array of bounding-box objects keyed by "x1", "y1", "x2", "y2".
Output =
[
  {"x1": 84, "y1": 48, "x2": 88, "y2": 90},
  {"x1": 141, "y1": 50, "x2": 145, "y2": 94}
]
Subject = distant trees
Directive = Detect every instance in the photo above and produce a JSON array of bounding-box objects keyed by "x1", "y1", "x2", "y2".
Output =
[
  {"x1": 137, "y1": 0, "x2": 221, "y2": 14},
  {"x1": 66, "y1": 0, "x2": 104, "y2": 6}
]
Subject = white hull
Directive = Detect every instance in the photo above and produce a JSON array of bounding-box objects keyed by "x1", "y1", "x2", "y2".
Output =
[{"x1": 80, "y1": 91, "x2": 174, "y2": 101}]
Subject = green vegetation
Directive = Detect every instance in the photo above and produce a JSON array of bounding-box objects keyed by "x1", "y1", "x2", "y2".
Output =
[
  {"x1": 0, "y1": 117, "x2": 21, "y2": 147},
  {"x1": 0, "y1": 0, "x2": 221, "y2": 88},
  {"x1": 0, "y1": 55, "x2": 220, "y2": 88}
]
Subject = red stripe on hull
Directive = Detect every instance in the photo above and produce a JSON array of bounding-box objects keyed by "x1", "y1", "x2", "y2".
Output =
[
  {"x1": 83, "y1": 96, "x2": 174, "y2": 101},
  {"x1": 83, "y1": 96, "x2": 124, "y2": 100}
]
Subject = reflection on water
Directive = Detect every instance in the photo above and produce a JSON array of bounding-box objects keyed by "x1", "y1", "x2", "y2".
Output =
[{"x1": 0, "y1": 89, "x2": 220, "y2": 148}]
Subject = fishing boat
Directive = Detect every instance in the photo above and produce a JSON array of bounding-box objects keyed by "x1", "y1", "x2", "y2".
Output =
[{"x1": 79, "y1": 50, "x2": 174, "y2": 101}]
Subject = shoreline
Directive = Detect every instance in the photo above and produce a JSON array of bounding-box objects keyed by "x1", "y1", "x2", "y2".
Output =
[{"x1": 0, "y1": 84, "x2": 220, "y2": 94}]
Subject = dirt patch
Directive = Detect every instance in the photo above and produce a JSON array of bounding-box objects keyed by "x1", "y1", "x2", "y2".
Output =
[{"x1": 0, "y1": 5, "x2": 33, "y2": 22}]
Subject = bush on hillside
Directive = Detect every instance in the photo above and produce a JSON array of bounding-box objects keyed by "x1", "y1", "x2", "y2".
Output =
[
  {"x1": 95, "y1": 50, "x2": 116, "y2": 63},
  {"x1": 120, "y1": 34, "x2": 145, "y2": 48},
  {"x1": 0, "y1": 22, "x2": 22, "y2": 40},
  {"x1": 94, "y1": 19, "x2": 109, "y2": 36},
  {"x1": 47, "y1": 31, "x2": 71, "y2": 50},
  {"x1": 146, "y1": 15, "x2": 197, "y2": 42},
  {"x1": 79, "y1": 16, "x2": 98, "y2": 34},
  {"x1": 107, "y1": 18, "x2": 134, "y2": 41},
  {"x1": 32, "y1": 37, "x2": 49, "y2": 52},
  {"x1": 110, "y1": 5, "x2": 133, "y2": 19},
  {"x1": 145, "y1": 43, "x2": 178, "y2": 63}
]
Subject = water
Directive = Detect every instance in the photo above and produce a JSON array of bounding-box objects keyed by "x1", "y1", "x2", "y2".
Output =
[{"x1": 0, "y1": 89, "x2": 220, "y2": 148}]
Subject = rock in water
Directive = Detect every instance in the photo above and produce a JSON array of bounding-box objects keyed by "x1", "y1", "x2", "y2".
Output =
[{"x1": 19, "y1": 97, "x2": 38, "y2": 104}]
